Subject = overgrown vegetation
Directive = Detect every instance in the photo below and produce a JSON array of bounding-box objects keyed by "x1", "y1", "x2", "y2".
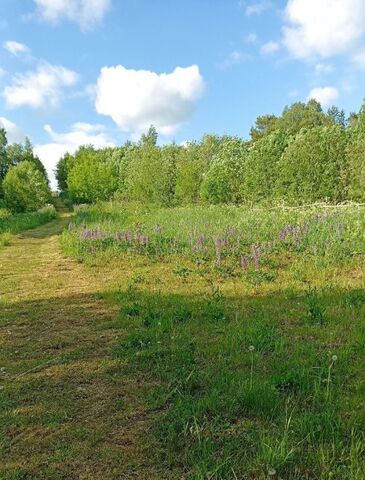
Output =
[
  {"x1": 57, "y1": 99, "x2": 365, "y2": 206},
  {"x1": 0, "y1": 205, "x2": 57, "y2": 248},
  {"x1": 59, "y1": 201, "x2": 365, "y2": 478}
]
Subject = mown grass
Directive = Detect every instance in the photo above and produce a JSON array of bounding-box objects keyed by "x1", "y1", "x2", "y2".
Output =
[
  {"x1": 60, "y1": 201, "x2": 365, "y2": 479},
  {"x1": 0, "y1": 205, "x2": 57, "y2": 249}
]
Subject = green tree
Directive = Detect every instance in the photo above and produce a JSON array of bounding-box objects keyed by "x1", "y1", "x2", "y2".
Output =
[
  {"x1": 250, "y1": 100, "x2": 334, "y2": 142},
  {"x1": 242, "y1": 129, "x2": 290, "y2": 202},
  {"x1": 346, "y1": 100, "x2": 365, "y2": 201},
  {"x1": 278, "y1": 125, "x2": 348, "y2": 203},
  {"x1": 67, "y1": 154, "x2": 117, "y2": 203},
  {"x1": 125, "y1": 141, "x2": 178, "y2": 206},
  {"x1": 3, "y1": 161, "x2": 51, "y2": 212},
  {"x1": 6, "y1": 138, "x2": 47, "y2": 179},
  {"x1": 56, "y1": 152, "x2": 76, "y2": 192},
  {"x1": 200, "y1": 137, "x2": 248, "y2": 204},
  {"x1": 175, "y1": 142, "x2": 208, "y2": 205},
  {"x1": 0, "y1": 128, "x2": 8, "y2": 198}
]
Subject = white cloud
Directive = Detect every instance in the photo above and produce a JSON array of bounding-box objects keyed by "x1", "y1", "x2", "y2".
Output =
[
  {"x1": 34, "y1": 123, "x2": 115, "y2": 189},
  {"x1": 220, "y1": 51, "x2": 248, "y2": 69},
  {"x1": 246, "y1": 1, "x2": 271, "y2": 16},
  {"x1": 33, "y1": 0, "x2": 111, "y2": 31},
  {"x1": 307, "y1": 86, "x2": 339, "y2": 107},
  {"x1": 95, "y1": 64, "x2": 205, "y2": 136},
  {"x1": 283, "y1": 0, "x2": 365, "y2": 59},
  {"x1": 314, "y1": 63, "x2": 334, "y2": 75},
  {"x1": 4, "y1": 40, "x2": 30, "y2": 57},
  {"x1": 260, "y1": 41, "x2": 280, "y2": 55},
  {"x1": 352, "y1": 50, "x2": 365, "y2": 69},
  {"x1": 246, "y1": 33, "x2": 258, "y2": 44},
  {"x1": 3, "y1": 62, "x2": 79, "y2": 109},
  {"x1": 0, "y1": 117, "x2": 26, "y2": 143}
]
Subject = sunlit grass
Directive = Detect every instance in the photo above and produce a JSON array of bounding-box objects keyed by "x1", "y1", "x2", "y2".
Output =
[{"x1": 59, "y1": 201, "x2": 365, "y2": 478}]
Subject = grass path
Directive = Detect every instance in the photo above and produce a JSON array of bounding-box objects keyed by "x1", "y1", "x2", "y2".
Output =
[{"x1": 0, "y1": 216, "x2": 167, "y2": 479}]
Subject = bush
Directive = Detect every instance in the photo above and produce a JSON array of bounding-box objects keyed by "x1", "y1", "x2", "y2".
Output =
[{"x1": 3, "y1": 161, "x2": 51, "y2": 213}]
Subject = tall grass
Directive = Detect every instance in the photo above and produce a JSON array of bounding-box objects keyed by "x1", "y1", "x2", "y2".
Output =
[
  {"x1": 0, "y1": 205, "x2": 57, "y2": 247},
  {"x1": 62, "y1": 202, "x2": 364, "y2": 269},
  {"x1": 62, "y1": 201, "x2": 365, "y2": 478}
]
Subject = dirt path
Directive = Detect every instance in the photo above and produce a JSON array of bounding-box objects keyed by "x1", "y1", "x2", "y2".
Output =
[{"x1": 0, "y1": 216, "x2": 164, "y2": 479}]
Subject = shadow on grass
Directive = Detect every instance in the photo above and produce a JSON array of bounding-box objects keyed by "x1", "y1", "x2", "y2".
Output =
[
  {"x1": 18, "y1": 215, "x2": 71, "y2": 240},
  {"x1": 1, "y1": 283, "x2": 364, "y2": 479}
]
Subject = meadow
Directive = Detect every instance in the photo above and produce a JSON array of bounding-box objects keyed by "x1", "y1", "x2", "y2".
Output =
[{"x1": 59, "y1": 201, "x2": 365, "y2": 479}]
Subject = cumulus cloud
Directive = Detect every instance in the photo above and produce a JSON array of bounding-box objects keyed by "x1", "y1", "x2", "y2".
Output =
[
  {"x1": 2, "y1": 62, "x2": 79, "y2": 109},
  {"x1": 307, "y1": 86, "x2": 339, "y2": 107},
  {"x1": 0, "y1": 117, "x2": 26, "y2": 143},
  {"x1": 33, "y1": 0, "x2": 111, "y2": 31},
  {"x1": 283, "y1": 0, "x2": 365, "y2": 59},
  {"x1": 4, "y1": 40, "x2": 30, "y2": 57},
  {"x1": 95, "y1": 64, "x2": 204, "y2": 136},
  {"x1": 260, "y1": 41, "x2": 280, "y2": 55},
  {"x1": 34, "y1": 123, "x2": 115, "y2": 189}
]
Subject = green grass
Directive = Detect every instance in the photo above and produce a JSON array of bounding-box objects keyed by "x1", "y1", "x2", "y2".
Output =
[
  {"x1": 59, "y1": 201, "x2": 365, "y2": 479},
  {"x1": 0, "y1": 205, "x2": 57, "y2": 249}
]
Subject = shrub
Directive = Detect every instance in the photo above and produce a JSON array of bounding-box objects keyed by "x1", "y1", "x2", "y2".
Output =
[{"x1": 3, "y1": 161, "x2": 51, "y2": 213}]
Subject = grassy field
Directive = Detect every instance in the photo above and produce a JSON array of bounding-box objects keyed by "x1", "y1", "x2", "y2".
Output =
[
  {"x1": 0, "y1": 206, "x2": 57, "y2": 248},
  {"x1": 1, "y1": 202, "x2": 365, "y2": 479}
]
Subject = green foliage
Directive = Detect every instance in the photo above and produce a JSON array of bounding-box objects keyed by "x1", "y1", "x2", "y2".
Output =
[
  {"x1": 242, "y1": 129, "x2": 289, "y2": 202},
  {"x1": 200, "y1": 137, "x2": 248, "y2": 204},
  {"x1": 68, "y1": 151, "x2": 117, "y2": 203},
  {"x1": 54, "y1": 98, "x2": 365, "y2": 207},
  {"x1": 56, "y1": 152, "x2": 76, "y2": 192},
  {"x1": 125, "y1": 142, "x2": 179, "y2": 206},
  {"x1": 278, "y1": 126, "x2": 349, "y2": 203},
  {"x1": 347, "y1": 135, "x2": 365, "y2": 201},
  {"x1": 250, "y1": 100, "x2": 333, "y2": 141},
  {"x1": 3, "y1": 161, "x2": 51, "y2": 213},
  {"x1": 0, "y1": 205, "x2": 56, "y2": 235},
  {"x1": 346, "y1": 101, "x2": 365, "y2": 201}
]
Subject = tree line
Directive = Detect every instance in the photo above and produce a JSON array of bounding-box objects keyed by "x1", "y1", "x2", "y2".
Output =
[
  {"x1": 1, "y1": 98, "x2": 364, "y2": 214},
  {"x1": 57, "y1": 99, "x2": 365, "y2": 206}
]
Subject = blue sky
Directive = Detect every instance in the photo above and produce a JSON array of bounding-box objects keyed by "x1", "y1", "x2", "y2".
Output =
[{"x1": 0, "y1": 0, "x2": 365, "y2": 186}]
